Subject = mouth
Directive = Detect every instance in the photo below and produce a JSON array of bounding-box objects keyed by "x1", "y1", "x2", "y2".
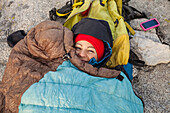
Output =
[
  {"x1": 79, "y1": 58, "x2": 89, "y2": 63},
  {"x1": 76, "y1": 55, "x2": 89, "y2": 62}
]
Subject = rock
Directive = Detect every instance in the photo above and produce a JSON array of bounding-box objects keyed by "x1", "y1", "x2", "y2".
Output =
[
  {"x1": 132, "y1": 63, "x2": 170, "y2": 113},
  {"x1": 0, "y1": 41, "x2": 11, "y2": 64},
  {"x1": 133, "y1": 30, "x2": 161, "y2": 43},
  {"x1": 132, "y1": 66, "x2": 138, "y2": 77},
  {"x1": 0, "y1": 0, "x2": 67, "y2": 32},
  {"x1": 159, "y1": 24, "x2": 170, "y2": 45},
  {"x1": 130, "y1": 32, "x2": 170, "y2": 65},
  {"x1": 0, "y1": 63, "x2": 6, "y2": 81},
  {"x1": 0, "y1": 0, "x2": 68, "y2": 81},
  {"x1": 129, "y1": 0, "x2": 170, "y2": 45},
  {"x1": 0, "y1": 41, "x2": 11, "y2": 81}
]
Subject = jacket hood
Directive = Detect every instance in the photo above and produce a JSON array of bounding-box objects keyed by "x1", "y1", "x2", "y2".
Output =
[{"x1": 27, "y1": 21, "x2": 74, "y2": 60}]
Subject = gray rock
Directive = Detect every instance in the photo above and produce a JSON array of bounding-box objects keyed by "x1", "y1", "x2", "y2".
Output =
[
  {"x1": 0, "y1": 42, "x2": 11, "y2": 81},
  {"x1": 1, "y1": 0, "x2": 67, "y2": 32},
  {"x1": 0, "y1": 0, "x2": 68, "y2": 81},
  {"x1": 132, "y1": 63, "x2": 170, "y2": 113},
  {"x1": 0, "y1": 42, "x2": 11, "y2": 64},
  {"x1": 159, "y1": 24, "x2": 170, "y2": 45},
  {"x1": 133, "y1": 30, "x2": 161, "y2": 43},
  {"x1": 129, "y1": 0, "x2": 170, "y2": 45},
  {"x1": 0, "y1": 63, "x2": 6, "y2": 81},
  {"x1": 130, "y1": 34, "x2": 170, "y2": 65}
]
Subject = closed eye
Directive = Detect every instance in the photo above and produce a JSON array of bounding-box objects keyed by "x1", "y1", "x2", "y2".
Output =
[
  {"x1": 75, "y1": 47, "x2": 81, "y2": 50},
  {"x1": 88, "y1": 50, "x2": 95, "y2": 53}
]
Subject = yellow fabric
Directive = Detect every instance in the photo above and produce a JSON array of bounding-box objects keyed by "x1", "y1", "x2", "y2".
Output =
[
  {"x1": 125, "y1": 21, "x2": 136, "y2": 35},
  {"x1": 56, "y1": 10, "x2": 71, "y2": 17},
  {"x1": 102, "y1": 0, "x2": 107, "y2": 4},
  {"x1": 115, "y1": 0, "x2": 122, "y2": 15},
  {"x1": 106, "y1": 34, "x2": 130, "y2": 67},
  {"x1": 64, "y1": 0, "x2": 91, "y2": 29},
  {"x1": 63, "y1": 0, "x2": 135, "y2": 68},
  {"x1": 72, "y1": 2, "x2": 83, "y2": 9}
]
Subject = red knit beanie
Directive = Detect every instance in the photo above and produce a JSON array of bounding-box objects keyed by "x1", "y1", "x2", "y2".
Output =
[{"x1": 75, "y1": 34, "x2": 104, "y2": 61}]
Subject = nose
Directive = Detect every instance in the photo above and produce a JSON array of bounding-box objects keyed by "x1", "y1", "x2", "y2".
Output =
[{"x1": 78, "y1": 50, "x2": 86, "y2": 58}]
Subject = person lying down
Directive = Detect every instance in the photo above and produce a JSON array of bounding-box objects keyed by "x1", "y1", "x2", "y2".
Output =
[{"x1": 0, "y1": 18, "x2": 144, "y2": 113}]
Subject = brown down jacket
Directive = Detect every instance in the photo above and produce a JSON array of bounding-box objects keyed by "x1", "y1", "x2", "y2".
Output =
[{"x1": 0, "y1": 21, "x2": 120, "y2": 113}]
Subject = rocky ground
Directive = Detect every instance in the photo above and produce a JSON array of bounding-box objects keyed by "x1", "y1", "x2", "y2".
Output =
[{"x1": 0, "y1": 0, "x2": 170, "y2": 113}]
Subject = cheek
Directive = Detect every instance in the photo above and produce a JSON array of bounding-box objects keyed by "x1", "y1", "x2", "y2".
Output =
[
  {"x1": 87, "y1": 53, "x2": 98, "y2": 61},
  {"x1": 75, "y1": 49, "x2": 79, "y2": 54}
]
